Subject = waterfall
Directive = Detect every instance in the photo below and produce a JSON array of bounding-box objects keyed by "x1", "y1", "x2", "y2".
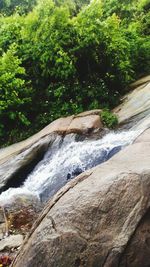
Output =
[{"x1": 0, "y1": 125, "x2": 146, "y2": 205}]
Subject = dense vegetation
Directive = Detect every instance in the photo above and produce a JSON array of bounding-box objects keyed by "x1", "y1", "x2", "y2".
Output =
[{"x1": 0, "y1": 0, "x2": 150, "y2": 146}]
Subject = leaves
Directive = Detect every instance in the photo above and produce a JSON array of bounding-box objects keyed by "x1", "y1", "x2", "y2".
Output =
[
  {"x1": 0, "y1": 0, "x2": 149, "y2": 146},
  {"x1": 0, "y1": 43, "x2": 32, "y2": 141},
  {"x1": 101, "y1": 109, "x2": 118, "y2": 128}
]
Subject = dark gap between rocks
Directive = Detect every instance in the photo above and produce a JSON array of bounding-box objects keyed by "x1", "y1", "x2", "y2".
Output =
[{"x1": 0, "y1": 144, "x2": 49, "y2": 194}]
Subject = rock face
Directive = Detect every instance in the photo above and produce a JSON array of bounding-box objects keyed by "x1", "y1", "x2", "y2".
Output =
[
  {"x1": 12, "y1": 128, "x2": 150, "y2": 267},
  {"x1": 0, "y1": 111, "x2": 102, "y2": 192},
  {"x1": 0, "y1": 234, "x2": 23, "y2": 251},
  {"x1": 0, "y1": 110, "x2": 102, "y2": 165},
  {"x1": 0, "y1": 135, "x2": 54, "y2": 191},
  {"x1": 0, "y1": 77, "x2": 149, "y2": 194},
  {"x1": 114, "y1": 75, "x2": 150, "y2": 124},
  {"x1": 0, "y1": 207, "x2": 5, "y2": 240},
  {"x1": 0, "y1": 76, "x2": 149, "y2": 266}
]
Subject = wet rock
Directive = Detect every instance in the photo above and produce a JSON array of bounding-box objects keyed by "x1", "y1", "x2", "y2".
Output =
[
  {"x1": 67, "y1": 167, "x2": 83, "y2": 180},
  {"x1": 3, "y1": 194, "x2": 42, "y2": 236},
  {"x1": 12, "y1": 128, "x2": 150, "y2": 267},
  {"x1": 7, "y1": 206, "x2": 40, "y2": 236},
  {"x1": 0, "y1": 112, "x2": 103, "y2": 192},
  {"x1": 0, "y1": 77, "x2": 150, "y2": 267},
  {"x1": 107, "y1": 145, "x2": 122, "y2": 160},
  {"x1": 0, "y1": 135, "x2": 55, "y2": 193},
  {"x1": 0, "y1": 110, "x2": 102, "y2": 165}
]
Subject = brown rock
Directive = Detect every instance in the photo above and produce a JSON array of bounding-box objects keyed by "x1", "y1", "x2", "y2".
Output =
[
  {"x1": 0, "y1": 112, "x2": 102, "y2": 166},
  {"x1": 67, "y1": 115, "x2": 102, "y2": 134},
  {"x1": 119, "y1": 208, "x2": 150, "y2": 267},
  {"x1": 130, "y1": 75, "x2": 150, "y2": 88},
  {"x1": 75, "y1": 109, "x2": 102, "y2": 117},
  {"x1": 0, "y1": 113, "x2": 102, "y2": 191},
  {"x1": 135, "y1": 128, "x2": 150, "y2": 143},
  {"x1": 7, "y1": 204, "x2": 41, "y2": 236},
  {"x1": 12, "y1": 129, "x2": 150, "y2": 267}
]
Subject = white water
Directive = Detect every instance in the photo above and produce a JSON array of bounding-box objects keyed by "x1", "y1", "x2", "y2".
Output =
[{"x1": 0, "y1": 126, "x2": 146, "y2": 205}]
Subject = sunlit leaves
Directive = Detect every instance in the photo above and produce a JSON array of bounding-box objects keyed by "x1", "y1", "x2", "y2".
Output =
[
  {"x1": 0, "y1": 0, "x2": 149, "y2": 145},
  {"x1": 0, "y1": 43, "x2": 32, "y2": 139}
]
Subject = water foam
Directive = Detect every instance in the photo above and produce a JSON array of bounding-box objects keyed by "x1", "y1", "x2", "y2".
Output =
[{"x1": 0, "y1": 127, "x2": 144, "y2": 205}]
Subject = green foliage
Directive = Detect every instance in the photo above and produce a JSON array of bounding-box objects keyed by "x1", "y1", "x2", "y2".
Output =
[
  {"x1": 54, "y1": 0, "x2": 90, "y2": 14},
  {"x1": 0, "y1": 14, "x2": 23, "y2": 52},
  {"x1": 101, "y1": 0, "x2": 138, "y2": 20},
  {"x1": 101, "y1": 109, "x2": 118, "y2": 128},
  {"x1": 0, "y1": 0, "x2": 149, "y2": 146},
  {"x1": 0, "y1": 0, "x2": 37, "y2": 15},
  {"x1": 74, "y1": 3, "x2": 133, "y2": 91},
  {"x1": 0, "y1": 43, "x2": 32, "y2": 142}
]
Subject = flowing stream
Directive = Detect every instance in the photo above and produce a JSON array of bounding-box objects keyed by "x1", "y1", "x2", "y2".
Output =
[{"x1": 0, "y1": 123, "x2": 147, "y2": 205}]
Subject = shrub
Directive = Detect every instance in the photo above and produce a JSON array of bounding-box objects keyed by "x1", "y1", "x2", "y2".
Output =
[
  {"x1": 100, "y1": 109, "x2": 118, "y2": 128},
  {"x1": 0, "y1": 43, "x2": 32, "y2": 144}
]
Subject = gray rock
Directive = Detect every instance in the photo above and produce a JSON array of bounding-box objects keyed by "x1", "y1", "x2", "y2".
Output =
[
  {"x1": 114, "y1": 77, "x2": 150, "y2": 124},
  {"x1": 0, "y1": 111, "x2": 102, "y2": 165},
  {"x1": 0, "y1": 76, "x2": 150, "y2": 266},
  {"x1": 12, "y1": 128, "x2": 150, "y2": 267},
  {"x1": 0, "y1": 135, "x2": 55, "y2": 192},
  {"x1": 0, "y1": 113, "x2": 103, "y2": 192},
  {"x1": 0, "y1": 223, "x2": 5, "y2": 240},
  {"x1": 0, "y1": 207, "x2": 4, "y2": 223},
  {"x1": 0, "y1": 234, "x2": 23, "y2": 251}
]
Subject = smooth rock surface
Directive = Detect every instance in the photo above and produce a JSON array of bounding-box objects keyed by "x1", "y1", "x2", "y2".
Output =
[
  {"x1": 12, "y1": 128, "x2": 150, "y2": 267},
  {"x1": 114, "y1": 77, "x2": 150, "y2": 123},
  {"x1": 0, "y1": 76, "x2": 150, "y2": 193},
  {"x1": 0, "y1": 110, "x2": 102, "y2": 165},
  {"x1": 0, "y1": 111, "x2": 103, "y2": 193},
  {"x1": 67, "y1": 114, "x2": 102, "y2": 134},
  {"x1": 0, "y1": 234, "x2": 23, "y2": 251},
  {"x1": 0, "y1": 76, "x2": 149, "y2": 266},
  {"x1": 130, "y1": 75, "x2": 150, "y2": 88},
  {"x1": 0, "y1": 134, "x2": 54, "y2": 191}
]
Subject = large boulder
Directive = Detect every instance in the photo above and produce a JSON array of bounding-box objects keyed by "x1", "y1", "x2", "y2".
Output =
[
  {"x1": 0, "y1": 76, "x2": 149, "y2": 266},
  {"x1": 12, "y1": 128, "x2": 150, "y2": 267},
  {"x1": 0, "y1": 111, "x2": 102, "y2": 192},
  {"x1": 0, "y1": 135, "x2": 54, "y2": 192},
  {"x1": 0, "y1": 110, "x2": 102, "y2": 165},
  {"x1": 0, "y1": 76, "x2": 150, "y2": 193}
]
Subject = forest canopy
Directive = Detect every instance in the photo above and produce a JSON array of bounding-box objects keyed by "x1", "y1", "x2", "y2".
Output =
[{"x1": 0, "y1": 0, "x2": 150, "y2": 146}]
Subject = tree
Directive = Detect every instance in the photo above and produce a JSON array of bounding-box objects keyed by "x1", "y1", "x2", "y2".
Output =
[
  {"x1": 0, "y1": 0, "x2": 37, "y2": 15},
  {"x1": 0, "y1": 44, "x2": 32, "y2": 142},
  {"x1": 0, "y1": 0, "x2": 149, "y2": 146}
]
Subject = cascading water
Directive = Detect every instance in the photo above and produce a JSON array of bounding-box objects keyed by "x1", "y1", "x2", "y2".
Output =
[{"x1": 0, "y1": 126, "x2": 146, "y2": 205}]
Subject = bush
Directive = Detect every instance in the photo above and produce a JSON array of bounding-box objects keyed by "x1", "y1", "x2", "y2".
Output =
[
  {"x1": 0, "y1": 43, "x2": 32, "y2": 144},
  {"x1": 0, "y1": 0, "x2": 149, "y2": 146},
  {"x1": 100, "y1": 109, "x2": 118, "y2": 128}
]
